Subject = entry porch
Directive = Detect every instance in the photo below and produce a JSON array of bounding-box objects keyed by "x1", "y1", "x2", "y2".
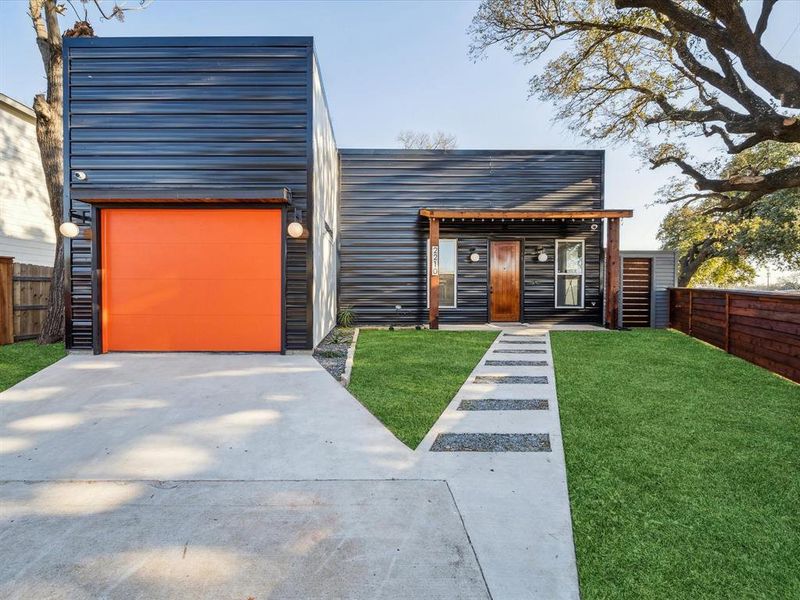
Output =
[{"x1": 421, "y1": 209, "x2": 633, "y2": 330}]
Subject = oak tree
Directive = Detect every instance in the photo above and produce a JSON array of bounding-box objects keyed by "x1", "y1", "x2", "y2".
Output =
[{"x1": 470, "y1": 1, "x2": 800, "y2": 209}]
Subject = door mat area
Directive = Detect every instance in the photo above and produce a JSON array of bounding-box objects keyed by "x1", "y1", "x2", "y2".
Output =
[
  {"x1": 473, "y1": 375, "x2": 548, "y2": 384},
  {"x1": 430, "y1": 433, "x2": 551, "y2": 452},
  {"x1": 484, "y1": 360, "x2": 548, "y2": 366},
  {"x1": 458, "y1": 398, "x2": 549, "y2": 411},
  {"x1": 492, "y1": 349, "x2": 546, "y2": 354}
]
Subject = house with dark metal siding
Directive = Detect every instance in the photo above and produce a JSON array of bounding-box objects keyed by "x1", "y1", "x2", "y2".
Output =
[
  {"x1": 60, "y1": 36, "x2": 633, "y2": 354},
  {"x1": 339, "y1": 149, "x2": 608, "y2": 326}
]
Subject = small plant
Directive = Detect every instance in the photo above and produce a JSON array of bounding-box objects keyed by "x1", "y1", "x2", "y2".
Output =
[
  {"x1": 388, "y1": 325, "x2": 395, "y2": 331},
  {"x1": 338, "y1": 306, "x2": 356, "y2": 328},
  {"x1": 415, "y1": 325, "x2": 421, "y2": 330},
  {"x1": 329, "y1": 328, "x2": 350, "y2": 345}
]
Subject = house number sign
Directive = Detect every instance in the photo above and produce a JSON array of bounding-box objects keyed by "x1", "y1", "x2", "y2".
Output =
[{"x1": 431, "y1": 245, "x2": 439, "y2": 276}]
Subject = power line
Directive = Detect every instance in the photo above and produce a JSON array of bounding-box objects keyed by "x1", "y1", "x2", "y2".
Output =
[{"x1": 776, "y1": 20, "x2": 800, "y2": 58}]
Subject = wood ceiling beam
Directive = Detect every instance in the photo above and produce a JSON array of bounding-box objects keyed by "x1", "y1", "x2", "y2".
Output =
[{"x1": 419, "y1": 209, "x2": 633, "y2": 219}]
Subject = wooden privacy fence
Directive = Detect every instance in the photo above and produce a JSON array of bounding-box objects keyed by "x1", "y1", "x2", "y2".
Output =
[
  {"x1": 669, "y1": 287, "x2": 800, "y2": 383},
  {"x1": 0, "y1": 257, "x2": 52, "y2": 344}
]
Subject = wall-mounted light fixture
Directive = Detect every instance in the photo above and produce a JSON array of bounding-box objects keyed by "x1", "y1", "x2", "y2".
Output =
[
  {"x1": 73, "y1": 171, "x2": 87, "y2": 181},
  {"x1": 287, "y1": 208, "x2": 304, "y2": 238},
  {"x1": 59, "y1": 222, "x2": 80, "y2": 238},
  {"x1": 590, "y1": 223, "x2": 599, "y2": 231},
  {"x1": 469, "y1": 250, "x2": 480, "y2": 262},
  {"x1": 537, "y1": 246, "x2": 548, "y2": 262}
]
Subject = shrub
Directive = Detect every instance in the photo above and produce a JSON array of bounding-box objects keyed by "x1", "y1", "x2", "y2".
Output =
[{"x1": 338, "y1": 306, "x2": 356, "y2": 328}]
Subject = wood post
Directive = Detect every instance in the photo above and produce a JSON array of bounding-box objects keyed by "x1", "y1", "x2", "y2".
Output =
[
  {"x1": 688, "y1": 289, "x2": 693, "y2": 336},
  {"x1": 429, "y1": 217, "x2": 440, "y2": 330},
  {"x1": 724, "y1": 292, "x2": 731, "y2": 352},
  {"x1": 604, "y1": 218, "x2": 620, "y2": 329},
  {"x1": 0, "y1": 257, "x2": 13, "y2": 345}
]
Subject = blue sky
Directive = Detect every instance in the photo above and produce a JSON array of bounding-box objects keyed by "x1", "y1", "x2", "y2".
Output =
[{"x1": 2, "y1": 0, "x2": 798, "y2": 256}]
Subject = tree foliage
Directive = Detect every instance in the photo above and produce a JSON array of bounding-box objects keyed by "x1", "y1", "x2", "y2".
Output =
[
  {"x1": 397, "y1": 130, "x2": 458, "y2": 150},
  {"x1": 469, "y1": 0, "x2": 800, "y2": 213},
  {"x1": 658, "y1": 144, "x2": 800, "y2": 285}
]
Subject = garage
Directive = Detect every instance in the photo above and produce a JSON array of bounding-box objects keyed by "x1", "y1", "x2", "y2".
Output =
[{"x1": 100, "y1": 208, "x2": 282, "y2": 352}]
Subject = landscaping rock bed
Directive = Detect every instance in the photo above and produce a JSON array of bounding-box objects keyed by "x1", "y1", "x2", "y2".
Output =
[
  {"x1": 430, "y1": 433, "x2": 552, "y2": 452},
  {"x1": 313, "y1": 327, "x2": 355, "y2": 381}
]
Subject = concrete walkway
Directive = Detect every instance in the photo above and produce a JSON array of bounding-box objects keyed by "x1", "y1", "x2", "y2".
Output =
[
  {"x1": 416, "y1": 325, "x2": 579, "y2": 599},
  {"x1": 0, "y1": 332, "x2": 579, "y2": 599}
]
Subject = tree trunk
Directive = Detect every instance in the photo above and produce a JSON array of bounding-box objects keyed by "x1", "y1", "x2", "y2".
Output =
[
  {"x1": 30, "y1": 0, "x2": 68, "y2": 344},
  {"x1": 39, "y1": 237, "x2": 65, "y2": 343},
  {"x1": 677, "y1": 239, "x2": 718, "y2": 287},
  {"x1": 33, "y1": 80, "x2": 65, "y2": 344},
  {"x1": 30, "y1": 5, "x2": 110, "y2": 345}
]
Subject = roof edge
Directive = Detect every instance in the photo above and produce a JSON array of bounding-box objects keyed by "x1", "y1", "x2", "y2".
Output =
[
  {"x1": 0, "y1": 93, "x2": 35, "y2": 123},
  {"x1": 340, "y1": 148, "x2": 604, "y2": 156}
]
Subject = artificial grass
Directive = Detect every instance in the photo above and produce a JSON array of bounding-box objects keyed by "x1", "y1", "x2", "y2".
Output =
[
  {"x1": 348, "y1": 329, "x2": 498, "y2": 448},
  {"x1": 0, "y1": 341, "x2": 66, "y2": 392},
  {"x1": 550, "y1": 329, "x2": 799, "y2": 600}
]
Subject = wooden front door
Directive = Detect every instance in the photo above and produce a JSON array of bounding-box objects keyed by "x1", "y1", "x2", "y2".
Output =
[
  {"x1": 489, "y1": 240, "x2": 521, "y2": 322},
  {"x1": 622, "y1": 257, "x2": 652, "y2": 327}
]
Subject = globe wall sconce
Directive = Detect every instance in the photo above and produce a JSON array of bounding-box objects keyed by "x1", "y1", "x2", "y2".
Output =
[
  {"x1": 537, "y1": 246, "x2": 549, "y2": 262},
  {"x1": 59, "y1": 222, "x2": 80, "y2": 238},
  {"x1": 469, "y1": 251, "x2": 480, "y2": 262},
  {"x1": 287, "y1": 209, "x2": 305, "y2": 238}
]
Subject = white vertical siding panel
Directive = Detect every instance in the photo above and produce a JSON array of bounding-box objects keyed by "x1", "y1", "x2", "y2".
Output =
[{"x1": 311, "y1": 55, "x2": 339, "y2": 346}]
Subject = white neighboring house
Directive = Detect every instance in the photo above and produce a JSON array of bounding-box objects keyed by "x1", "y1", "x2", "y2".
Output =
[{"x1": 0, "y1": 93, "x2": 55, "y2": 266}]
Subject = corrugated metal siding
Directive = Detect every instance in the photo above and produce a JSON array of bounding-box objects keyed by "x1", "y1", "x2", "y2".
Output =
[
  {"x1": 63, "y1": 37, "x2": 313, "y2": 350},
  {"x1": 652, "y1": 253, "x2": 677, "y2": 328},
  {"x1": 620, "y1": 251, "x2": 677, "y2": 328},
  {"x1": 339, "y1": 150, "x2": 604, "y2": 325}
]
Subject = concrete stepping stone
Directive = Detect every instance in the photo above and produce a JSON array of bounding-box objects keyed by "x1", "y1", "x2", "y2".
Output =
[
  {"x1": 458, "y1": 398, "x2": 549, "y2": 411},
  {"x1": 484, "y1": 360, "x2": 548, "y2": 367},
  {"x1": 473, "y1": 375, "x2": 548, "y2": 384},
  {"x1": 501, "y1": 334, "x2": 546, "y2": 339},
  {"x1": 497, "y1": 340, "x2": 546, "y2": 345},
  {"x1": 430, "y1": 433, "x2": 551, "y2": 452},
  {"x1": 492, "y1": 349, "x2": 546, "y2": 354}
]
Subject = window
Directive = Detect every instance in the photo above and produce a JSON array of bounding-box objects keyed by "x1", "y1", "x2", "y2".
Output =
[
  {"x1": 555, "y1": 240, "x2": 584, "y2": 309},
  {"x1": 428, "y1": 238, "x2": 457, "y2": 308}
]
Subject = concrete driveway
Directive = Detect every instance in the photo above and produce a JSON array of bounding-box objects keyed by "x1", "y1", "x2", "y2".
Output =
[{"x1": 0, "y1": 349, "x2": 578, "y2": 599}]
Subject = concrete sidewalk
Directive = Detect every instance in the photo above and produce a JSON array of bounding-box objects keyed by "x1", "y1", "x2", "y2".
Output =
[
  {"x1": 416, "y1": 325, "x2": 579, "y2": 599},
  {"x1": 0, "y1": 340, "x2": 578, "y2": 599}
]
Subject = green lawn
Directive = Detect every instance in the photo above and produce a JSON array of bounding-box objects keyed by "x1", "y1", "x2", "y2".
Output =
[
  {"x1": 0, "y1": 341, "x2": 66, "y2": 392},
  {"x1": 348, "y1": 329, "x2": 498, "y2": 448},
  {"x1": 550, "y1": 329, "x2": 800, "y2": 600}
]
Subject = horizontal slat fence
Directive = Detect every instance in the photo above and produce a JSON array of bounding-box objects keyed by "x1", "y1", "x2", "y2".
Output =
[{"x1": 670, "y1": 288, "x2": 800, "y2": 383}]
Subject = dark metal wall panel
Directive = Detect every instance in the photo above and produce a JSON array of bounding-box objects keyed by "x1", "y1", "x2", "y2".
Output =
[
  {"x1": 64, "y1": 37, "x2": 313, "y2": 350},
  {"x1": 339, "y1": 150, "x2": 604, "y2": 325}
]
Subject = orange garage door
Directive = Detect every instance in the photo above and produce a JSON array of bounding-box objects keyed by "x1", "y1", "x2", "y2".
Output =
[{"x1": 101, "y1": 208, "x2": 282, "y2": 352}]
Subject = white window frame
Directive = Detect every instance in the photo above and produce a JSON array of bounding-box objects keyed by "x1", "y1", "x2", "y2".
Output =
[
  {"x1": 427, "y1": 238, "x2": 458, "y2": 309},
  {"x1": 555, "y1": 239, "x2": 585, "y2": 309}
]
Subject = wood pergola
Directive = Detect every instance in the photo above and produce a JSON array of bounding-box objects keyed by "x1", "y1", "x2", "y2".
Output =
[{"x1": 419, "y1": 208, "x2": 634, "y2": 330}]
